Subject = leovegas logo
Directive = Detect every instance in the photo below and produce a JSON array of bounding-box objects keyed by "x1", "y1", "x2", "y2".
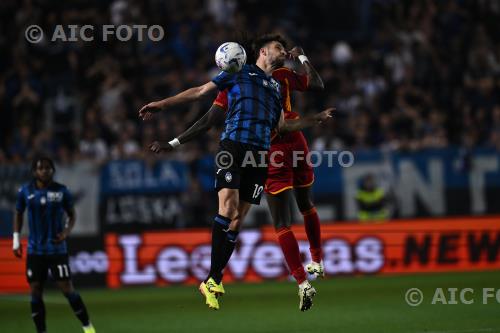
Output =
[
  {"x1": 104, "y1": 217, "x2": 500, "y2": 288},
  {"x1": 106, "y1": 230, "x2": 384, "y2": 287}
]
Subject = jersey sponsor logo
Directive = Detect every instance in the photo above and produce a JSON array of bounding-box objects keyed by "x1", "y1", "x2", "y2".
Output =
[
  {"x1": 47, "y1": 191, "x2": 63, "y2": 202},
  {"x1": 28, "y1": 194, "x2": 35, "y2": 200},
  {"x1": 262, "y1": 78, "x2": 280, "y2": 93},
  {"x1": 249, "y1": 72, "x2": 258, "y2": 76},
  {"x1": 269, "y1": 78, "x2": 280, "y2": 93}
]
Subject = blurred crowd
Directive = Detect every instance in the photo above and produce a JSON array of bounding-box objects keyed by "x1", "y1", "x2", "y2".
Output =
[{"x1": 1, "y1": 0, "x2": 500, "y2": 167}]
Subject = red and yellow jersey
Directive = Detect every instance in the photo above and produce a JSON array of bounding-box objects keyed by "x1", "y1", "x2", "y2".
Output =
[
  {"x1": 212, "y1": 67, "x2": 308, "y2": 120},
  {"x1": 271, "y1": 67, "x2": 308, "y2": 120}
]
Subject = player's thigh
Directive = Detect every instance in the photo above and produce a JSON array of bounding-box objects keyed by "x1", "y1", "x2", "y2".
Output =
[
  {"x1": 265, "y1": 143, "x2": 294, "y2": 195},
  {"x1": 266, "y1": 189, "x2": 294, "y2": 229},
  {"x1": 48, "y1": 254, "x2": 72, "y2": 282},
  {"x1": 215, "y1": 139, "x2": 243, "y2": 191},
  {"x1": 240, "y1": 164, "x2": 268, "y2": 205},
  {"x1": 294, "y1": 185, "x2": 315, "y2": 212},
  {"x1": 26, "y1": 254, "x2": 49, "y2": 284}
]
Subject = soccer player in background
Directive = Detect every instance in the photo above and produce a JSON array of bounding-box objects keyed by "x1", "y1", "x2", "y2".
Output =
[
  {"x1": 139, "y1": 35, "x2": 329, "y2": 311},
  {"x1": 13, "y1": 157, "x2": 96, "y2": 333}
]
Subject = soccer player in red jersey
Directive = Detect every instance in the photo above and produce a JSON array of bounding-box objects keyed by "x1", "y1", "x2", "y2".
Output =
[{"x1": 151, "y1": 35, "x2": 328, "y2": 311}]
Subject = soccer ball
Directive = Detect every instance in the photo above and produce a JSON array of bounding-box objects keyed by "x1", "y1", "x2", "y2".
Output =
[{"x1": 215, "y1": 42, "x2": 247, "y2": 73}]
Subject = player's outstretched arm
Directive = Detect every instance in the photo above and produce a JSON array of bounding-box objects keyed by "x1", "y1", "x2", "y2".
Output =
[
  {"x1": 149, "y1": 104, "x2": 225, "y2": 153},
  {"x1": 289, "y1": 46, "x2": 324, "y2": 91},
  {"x1": 138, "y1": 81, "x2": 218, "y2": 120},
  {"x1": 279, "y1": 107, "x2": 334, "y2": 134},
  {"x1": 12, "y1": 211, "x2": 23, "y2": 258}
]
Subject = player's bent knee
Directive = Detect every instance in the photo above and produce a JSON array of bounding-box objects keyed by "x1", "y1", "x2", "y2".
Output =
[
  {"x1": 29, "y1": 282, "x2": 43, "y2": 296},
  {"x1": 273, "y1": 219, "x2": 291, "y2": 230},
  {"x1": 219, "y1": 204, "x2": 238, "y2": 220},
  {"x1": 297, "y1": 197, "x2": 314, "y2": 212},
  {"x1": 218, "y1": 191, "x2": 239, "y2": 219}
]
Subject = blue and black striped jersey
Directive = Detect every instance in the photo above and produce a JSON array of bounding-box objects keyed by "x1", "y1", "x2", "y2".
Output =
[
  {"x1": 16, "y1": 181, "x2": 74, "y2": 255},
  {"x1": 212, "y1": 64, "x2": 282, "y2": 149}
]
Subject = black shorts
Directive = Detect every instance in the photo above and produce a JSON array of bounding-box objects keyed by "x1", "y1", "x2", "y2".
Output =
[
  {"x1": 26, "y1": 254, "x2": 72, "y2": 283},
  {"x1": 215, "y1": 139, "x2": 268, "y2": 205}
]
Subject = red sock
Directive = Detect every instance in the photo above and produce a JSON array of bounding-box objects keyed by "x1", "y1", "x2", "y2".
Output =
[
  {"x1": 276, "y1": 227, "x2": 307, "y2": 284},
  {"x1": 302, "y1": 207, "x2": 322, "y2": 263}
]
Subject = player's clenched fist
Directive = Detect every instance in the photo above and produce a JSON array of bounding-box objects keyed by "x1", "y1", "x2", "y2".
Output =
[
  {"x1": 288, "y1": 46, "x2": 305, "y2": 59},
  {"x1": 149, "y1": 141, "x2": 174, "y2": 153}
]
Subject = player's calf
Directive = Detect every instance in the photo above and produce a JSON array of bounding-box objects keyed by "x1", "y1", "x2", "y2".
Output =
[
  {"x1": 30, "y1": 294, "x2": 46, "y2": 333},
  {"x1": 64, "y1": 292, "x2": 94, "y2": 331}
]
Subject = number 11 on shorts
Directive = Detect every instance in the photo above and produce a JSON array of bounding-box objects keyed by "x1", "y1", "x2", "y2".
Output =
[{"x1": 57, "y1": 264, "x2": 69, "y2": 278}]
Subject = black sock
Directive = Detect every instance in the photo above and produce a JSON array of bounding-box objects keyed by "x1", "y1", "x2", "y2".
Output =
[
  {"x1": 219, "y1": 229, "x2": 239, "y2": 272},
  {"x1": 64, "y1": 292, "x2": 90, "y2": 327},
  {"x1": 207, "y1": 214, "x2": 231, "y2": 284},
  {"x1": 30, "y1": 295, "x2": 46, "y2": 333}
]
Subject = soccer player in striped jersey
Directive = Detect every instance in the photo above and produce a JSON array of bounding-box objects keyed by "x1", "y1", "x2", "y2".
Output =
[
  {"x1": 142, "y1": 34, "x2": 331, "y2": 311},
  {"x1": 216, "y1": 38, "x2": 328, "y2": 295},
  {"x1": 139, "y1": 35, "x2": 288, "y2": 310},
  {"x1": 13, "y1": 157, "x2": 96, "y2": 333}
]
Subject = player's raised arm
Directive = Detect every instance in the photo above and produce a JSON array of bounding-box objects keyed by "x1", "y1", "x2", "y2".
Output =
[
  {"x1": 278, "y1": 107, "x2": 334, "y2": 134},
  {"x1": 138, "y1": 81, "x2": 218, "y2": 120},
  {"x1": 289, "y1": 46, "x2": 324, "y2": 91},
  {"x1": 149, "y1": 104, "x2": 226, "y2": 153}
]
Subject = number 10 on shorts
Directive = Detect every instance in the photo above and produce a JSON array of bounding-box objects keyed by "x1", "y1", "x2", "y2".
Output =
[{"x1": 252, "y1": 184, "x2": 264, "y2": 199}]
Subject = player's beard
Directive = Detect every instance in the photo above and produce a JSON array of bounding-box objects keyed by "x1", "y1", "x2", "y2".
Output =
[{"x1": 270, "y1": 55, "x2": 285, "y2": 70}]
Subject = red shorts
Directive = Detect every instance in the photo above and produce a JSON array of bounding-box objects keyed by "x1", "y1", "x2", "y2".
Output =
[{"x1": 265, "y1": 131, "x2": 314, "y2": 195}]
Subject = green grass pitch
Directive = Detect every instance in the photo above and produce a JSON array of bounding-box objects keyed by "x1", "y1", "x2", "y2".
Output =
[{"x1": 1, "y1": 271, "x2": 500, "y2": 333}]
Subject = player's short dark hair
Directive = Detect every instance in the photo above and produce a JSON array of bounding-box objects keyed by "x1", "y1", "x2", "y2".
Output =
[
  {"x1": 31, "y1": 156, "x2": 55, "y2": 173},
  {"x1": 253, "y1": 34, "x2": 288, "y2": 61},
  {"x1": 232, "y1": 31, "x2": 256, "y2": 64}
]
